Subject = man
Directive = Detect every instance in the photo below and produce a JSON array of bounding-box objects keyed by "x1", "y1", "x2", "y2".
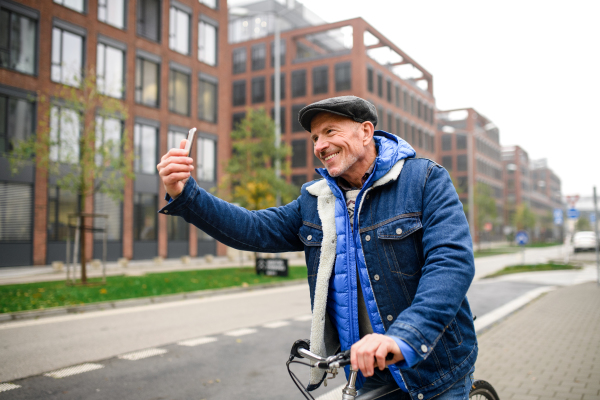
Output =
[{"x1": 157, "y1": 96, "x2": 477, "y2": 399}]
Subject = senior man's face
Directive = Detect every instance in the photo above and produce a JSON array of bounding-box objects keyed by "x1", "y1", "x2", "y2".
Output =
[{"x1": 310, "y1": 112, "x2": 369, "y2": 179}]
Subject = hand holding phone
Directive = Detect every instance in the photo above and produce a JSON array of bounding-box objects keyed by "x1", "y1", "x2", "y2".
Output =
[{"x1": 184, "y1": 127, "x2": 197, "y2": 156}]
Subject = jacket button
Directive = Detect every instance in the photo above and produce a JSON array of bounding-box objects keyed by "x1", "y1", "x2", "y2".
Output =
[
  {"x1": 396, "y1": 228, "x2": 402, "y2": 234},
  {"x1": 387, "y1": 315, "x2": 393, "y2": 321},
  {"x1": 418, "y1": 394, "x2": 424, "y2": 400},
  {"x1": 421, "y1": 344, "x2": 428, "y2": 353},
  {"x1": 365, "y1": 235, "x2": 371, "y2": 241},
  {"x1": 374, "y1": 274, "x2": 380, "y2": 281},
  {"x1": 307, "y1": 235, "x2": 312, "y2": 241}
]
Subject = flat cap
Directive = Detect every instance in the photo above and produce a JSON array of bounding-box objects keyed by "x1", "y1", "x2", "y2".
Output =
[{"x1": 298, "y1": 96, "x2": 378, "y2": 132}]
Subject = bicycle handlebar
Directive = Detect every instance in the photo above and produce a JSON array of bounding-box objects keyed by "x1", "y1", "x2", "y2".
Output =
[{"x1": 293, "y1": 340, "x2": 393, "y2": 370}]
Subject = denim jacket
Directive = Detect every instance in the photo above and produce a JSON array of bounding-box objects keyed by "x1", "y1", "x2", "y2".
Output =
[{"x1": 159, "y1": 132, "x2": 477, "y2": 400}]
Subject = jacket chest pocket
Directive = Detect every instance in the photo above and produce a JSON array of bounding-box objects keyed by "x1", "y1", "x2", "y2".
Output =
[
  {"x1": 299, "y1": 225, "x2": 323, "y2": 308},
  {"x1": 376, "y1": 217, "x2": 423, "y2": 276}
]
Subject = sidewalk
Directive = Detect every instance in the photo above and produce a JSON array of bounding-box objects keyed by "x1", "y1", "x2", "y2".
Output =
[{"x1": 474, "y1": 281, "x2": 600, "y2": 400}]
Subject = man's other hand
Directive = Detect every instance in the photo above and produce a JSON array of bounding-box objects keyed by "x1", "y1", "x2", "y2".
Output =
[
  {"x1": 350, "y1": 333, "x2": 404, "y2": 377},
  {"x1": 157, "y1": 139, "x2": 194, "y2": 199}
]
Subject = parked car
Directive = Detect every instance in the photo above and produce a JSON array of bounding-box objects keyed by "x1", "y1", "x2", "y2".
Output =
[{"x1": 573, "y1": 231, "x2": 598, "y2": 252}]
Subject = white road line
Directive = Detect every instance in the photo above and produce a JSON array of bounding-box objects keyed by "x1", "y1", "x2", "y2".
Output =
[
  {"x1": 262, "y1": 320, "x2": 290, "y2": 328},
  {"x1": 224, "y1": 328, "x2": 257, "y2": 337},
  {"x1": 0, "y1": 383, "x2": 21, "y2": 392},
  {"x1": 178, "y1": 337, "x2": 218, "y2": 347},
  {"x1": 118, "y1": 348, "x2": 167, "y2": 361},
  {"x1": 293, "y1": 314, "x2": 312, "y2": 321},
  {"x1": 474, "y1": 286, "x2": 555, "y2": 333},
  {"x1": 44, "y1": 363, "x2": 104, "y2": 379},
  {"x1": 316, "y1": 383, "x2": 345, "y2": 400}
]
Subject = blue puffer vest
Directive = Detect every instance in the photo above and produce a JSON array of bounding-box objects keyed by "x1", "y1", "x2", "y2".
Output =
[{"x1": 159, "y1": 132, "x2": 477, "y2": 400}]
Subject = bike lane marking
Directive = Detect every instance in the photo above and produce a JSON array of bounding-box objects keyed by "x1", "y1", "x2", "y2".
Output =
[
  {"x1": 178, "y1": 336, "x2": 218, "y2": 346},
  {"x1": 224, "y1": 328, "x2": 257, "y2": 337},
  {"x1": 263, "y1": 320, "x2": 291, "y2": 328},
  {"x1": 0, "y1": 383, "x2": 21, "y2": 392},
  {"x1": 44, "y1": 363, "x2": 104, "y2": 379},
  {"x1": 118, "y1": 348, "x2": 168, "y2": 361}
]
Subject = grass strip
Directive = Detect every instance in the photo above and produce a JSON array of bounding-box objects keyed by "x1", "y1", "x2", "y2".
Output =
[
  {"x1": 0, "y1": 266, "x2": 307, "y2": 314},
  {"x1": 484, "y1": 262, "x2": 581, "y2": 279}
]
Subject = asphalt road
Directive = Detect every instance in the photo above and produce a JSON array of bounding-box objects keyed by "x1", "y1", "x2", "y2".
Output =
[{"x1": 0, "y1": 277, "x2": 547, "y2": 400}]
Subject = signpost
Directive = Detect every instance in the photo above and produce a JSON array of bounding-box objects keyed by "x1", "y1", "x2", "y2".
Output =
[
  {"x1": 516, "y1": 230, "x2": 529, "y2": 265},
  {"x1": 256, "y1": 258, "x2": 289, "y2": 277}
]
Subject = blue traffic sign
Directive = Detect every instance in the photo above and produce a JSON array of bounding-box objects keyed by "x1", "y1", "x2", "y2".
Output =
[
  {"x1": 590, "y1": 213, "x2": 596, "y2": 223},
  {"x1": 515, "y1": 231, "x2": 529, "y2": 246},
  {"x1": 553, "y1": 209, "x2": 563, "y2": 225},
  {"x1": 567, "y1": 208, "x2": 580, "y2": 219}
]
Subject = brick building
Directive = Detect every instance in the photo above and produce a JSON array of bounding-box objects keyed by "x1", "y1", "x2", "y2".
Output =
[
  {"x1": 0, "y1": 0, "x2": 229, "y2": 266},
  {"x1": 437, "y1": 108, "x2": 504, "y2": 241},
  {"x1": 502, "y1": 145, "x2": 532, "y2": 228}
]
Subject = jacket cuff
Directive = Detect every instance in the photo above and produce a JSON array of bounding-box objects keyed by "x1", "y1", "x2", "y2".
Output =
[
  {"x1": 390, "y1": 336, "x2": 418, "y2": 368},
  {"x1": 386, "y1": 321, "x2": 434, "y2": 363},
  {"x1": 158, "y1": 178, "x2": 197, "y2": 215}
]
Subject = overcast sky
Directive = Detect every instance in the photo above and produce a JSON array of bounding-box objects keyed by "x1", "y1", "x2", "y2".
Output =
[{"x1": 285, "y1": 0, "x2": 599, "y2": 199}]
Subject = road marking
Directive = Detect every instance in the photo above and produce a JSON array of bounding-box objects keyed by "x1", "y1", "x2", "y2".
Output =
[
  {"x1": 316, "y1": 383, "x2": 345, "y2": 400},
  {"x1": 118, "y1": 348, "x2": 167, "y2": 361},
  {"x1": 474, "y1": 286, "x2": 555, "y2": 333},
  {"x1": 44, "y1": 363, "x2": 104, "y2": 379},
  {"x1": 0, "y1": 383, "x2": 21, "y2": 392},
  {"x1": 178, "y1": 337, "x2": 218, "y2": 347},
  {"x1": 224, "y1": 328, "x2": 257, "y2": 337},
  {"x1": 294, "y1": 314, "x2": 312, "y2": 321},
  {"x1": 263, "y1": 320, "x2": 290, "y2": 328}
]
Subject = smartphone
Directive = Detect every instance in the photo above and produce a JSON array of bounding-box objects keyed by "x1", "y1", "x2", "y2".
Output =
[{"x1": 184, "y1": 127, "x2": 197, "y2": 157}]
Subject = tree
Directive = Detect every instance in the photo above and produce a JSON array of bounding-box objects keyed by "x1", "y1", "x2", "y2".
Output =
[
  {"x1": 474, "y1": 183, "x2": 498, "y2": 250},
  {"x1": 216, "y1": 108, "x2": 297, "y2": 210},
  {"x1": 512, "y1": 203, "x2": 536, "y2": 235},
  {"x1": 9, "y1": 69, "x2": 133, "y2": 284},
  {"x1": 576, "y1": 217, "x2": 591, "y2": 232}
]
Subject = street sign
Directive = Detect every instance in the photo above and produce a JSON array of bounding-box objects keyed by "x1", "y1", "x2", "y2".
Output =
[
  {"x1": 553, "y1": 208, "x2": 564, "y2": 225},
  {"x1": 567, "y1": 208, "x2": 580, "y2": 219},
  {"x1": 515, "y1": 231, "x2": 529, "y2": 246},
  {"x1": 590, "y1": 213, "x2": 596, "y2": 223},
  {"x1": 256, "y1": 258, "x2": 288, "y2": 277}
]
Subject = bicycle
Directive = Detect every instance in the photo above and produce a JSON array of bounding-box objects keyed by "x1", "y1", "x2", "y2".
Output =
[{"x1": 287, "y1": 339, "x2": 500, "y2": 400}]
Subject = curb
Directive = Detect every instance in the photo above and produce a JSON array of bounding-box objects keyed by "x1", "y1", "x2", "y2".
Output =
[{"x1": 0, "y1": 279, "x2": 307, "y2": 324}]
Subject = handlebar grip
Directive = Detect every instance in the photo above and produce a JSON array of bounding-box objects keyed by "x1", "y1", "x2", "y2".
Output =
[{"x1": 290, "y1": 339, "x2": 310, "y2": 359}]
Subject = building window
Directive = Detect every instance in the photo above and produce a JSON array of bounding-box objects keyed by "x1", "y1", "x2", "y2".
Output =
[
  {"x1": 168, "y1": 214, "x2": 188, "y2": 240},
  {"x1": 54, "y1": 0, "x2": 85, "y2": 13},
  {"x1": 367, "y1": 67, "x2": 373, "y2": 93},
  {"x1": 232, "y1": 47, "x2": 246, "y2": 74},
  {"x1": 270, "y1": 39, "x2": 286, "y2": 67},
  {"x1": 313, "y1": 66, "x2": 328, "y2": 95},
  {"x1": 442, "y1": 134, "x2": 452, "y2": 151},
  {"x1": 403, "y1": 90, "x2": 409, "y2": 113},
  {"x1": 251, "y1": 76, "x2": 265, "y2": 104},
  {"x1": 98, "y1": 0, "x2": 125, "y2": 29},
  {"x1": 134, "y1": 122, "x2": 157, "y2": 174},
  {"x1": 417, "y1": 128, "x2": 423, "y2": 148},
  {"x1": 291, "y1": 174, "x2": 307, "y2": 191},
  {"x1": 377, "y1": 106, "x2": 384, "y2": 129},
  {"x1": 93, "y1": 192, "x2": 121, "y2": 241},
  {"x1": 198, "y1": 19, "x2": 217, "y2": 66},
  {"x1": 271, "y1": 107, "x2": 285, "y2": 134},
  {"x1": 51, "y1": 26, "x2": 84, "y2": 86},
  {"x1": 292, "y1": 139, "x2": 307, "y2": 168},
  {"x1": 95, "y1": 115, "x2": 121, "y2": 166},
  {"x1": 377, "y1": 74, "x2": 383, "y2": 97},
  {"x1": 442, "y1": 156, "x2": 452, "y2": 171},
  {"x1": 50, "y1": 105, "x2": 80, "y2": 164},
  {"x1": 232, "y1": 80, "x2": 246, "y2": 106},
  {"x1": 97, "y1": 42, "x2": 125, "y2": 98},
  {"x1": 169, "y1": 5, "x2": 190, "y2": 55},
  {"x1": 270, "y1": 73, "x2": 285, "y2": 101},
  {"x1": 137, "y1": 0, "x2": 160, "y2": 42},
  {"x1": 386, "y1": 112, "x2": 392, "y2": 133},
  {"x1": 291, "y1": 69, "x2": 306, "y2": 98},
  {"x1": 0, "y1": 5, "x2": 37, "y2": 75},
  {"x1": 135, "y1": 55, "x2": 159, "y2": 107},
  {"x1": 411, "y1": 96, "x2": 416, "y2": 116},
  {"x1": 395, "y1": 85, "x2": 400, "y2": 108},
  {"x1": 133, "y1": 193, "x2": 157, "y2": 240},
  {"x1": 232, "y1": 112, "x2": 245, "y2": 130},
  {"x1": 456, "y1": 134, "x2": 467, "y2": 150},
  {"x1": 417, "y1": 99, "x2": 422, "y2": 119},
  {"x1": 199, "y1": 0, "x2": 217, "y2": 9},
  {"x1": 251, "y1": 43, "x2": 266, "y2": 71},
  {"x1": 47, "y1": 186, "x2": 78, "y2": 241},
  {"x1": 313, "y1": 152, "x2": 321, "y2": 168},
  {"x1": 168, "y1": 129, "x2": 186, "y2": 156},
  {"x1": 386, "y1": 79, "x2": 392, "y2": 103},
  {"x1": 168, "y1": 68, "x2": 190, "y2": 115},
  {"x1": 395, "y1": 117, "x2": 401, "y2": 138},
  {"x1": 291, "y1": 104, "x2": 306, "y2": 132},
  {"x1": 457, "y1": 155, "x2": 467, "y2": 171},
  {"x1": 198, "y1": 75, "x2": 217, "y2": 123},
  {"x1": 0, "y1": 94, "x2": 34, "y2": 153},
  {"x1": 404, "y1": 122, "x2": 410, "y2": 143},
  {"x1": 335, "y1": 62, "x2": 351, "y2": 92},
  {"x1": 196, "y1": 136, "x2": 216, "y2": 182},
  {"x1": 0, "y1": 182, "x2": 32, "y2": 242}
]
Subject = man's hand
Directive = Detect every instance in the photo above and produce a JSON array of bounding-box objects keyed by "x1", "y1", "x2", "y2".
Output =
[
  {"x1": 350, "y1": 333, "x2": 404, "y2": 377},
  {"x1": 157, "y1": 139, "x2": 194, "y2": 199}
]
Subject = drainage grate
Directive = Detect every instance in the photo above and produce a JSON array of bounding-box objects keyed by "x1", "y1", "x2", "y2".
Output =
[
  {"x1": 118, "y1": 348, "x2": 167, "y2": 361},
  {"x1": 294, "y1": 314, "x2": 313, "y2": 321},
  {"x1": 177, "y1": 337, "x2": 218, "y2": 347},
  {"x1": 0, "y1": 383, "x2": 21, "y2": 392},
  {"x1": 224, "y1": 328, "x2": 257, "y2": 337},
  {"x1": 44, "y1": 363, "x2": 104, "y2": 379},
  {"x1": 263, "y1": 321, "x2": 290, "y2": 328}
]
